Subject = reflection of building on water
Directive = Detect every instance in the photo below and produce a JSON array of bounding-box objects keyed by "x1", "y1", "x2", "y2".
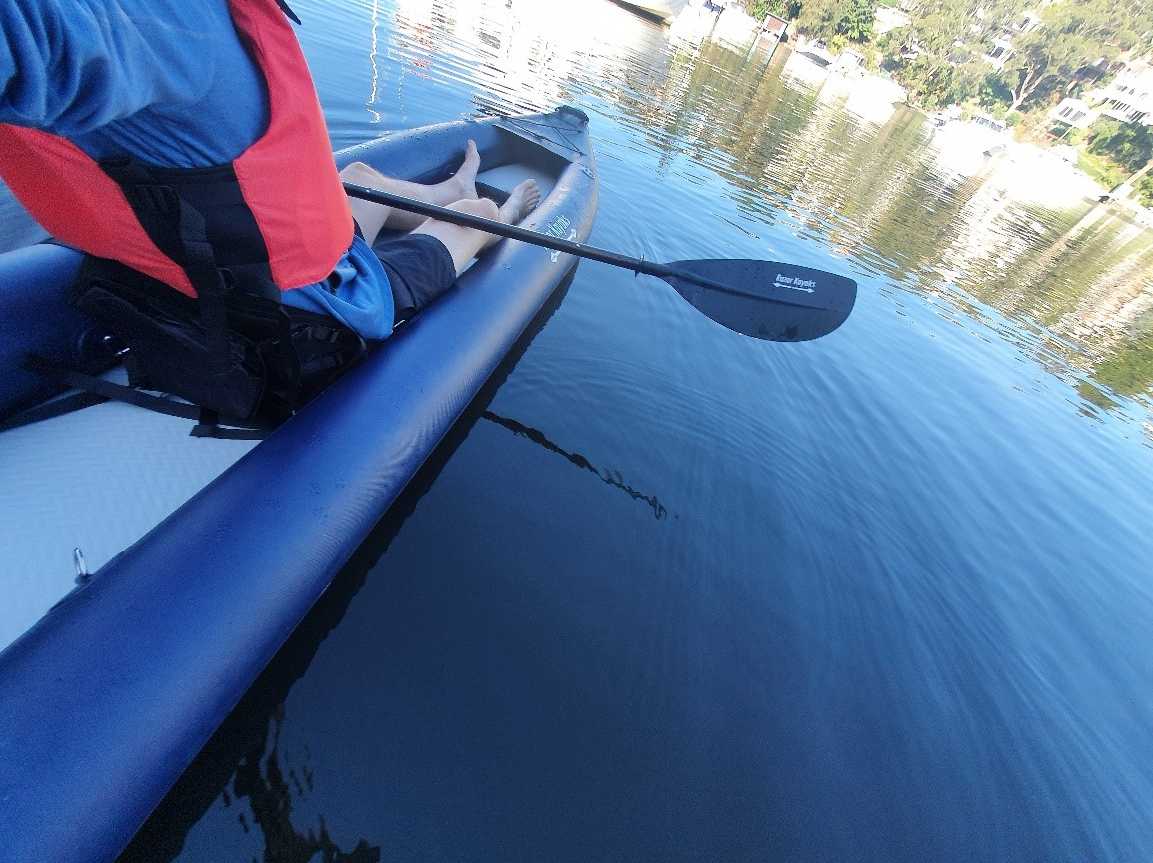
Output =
[
  {"x1": 780, "y1": 46, "x2": 907, "y2": 127},
  {"x1": 1051, "y1": 240, "x2": 1153, "y2": 355},
  {"x1": 383, "y1": 0, "x2": 1153, "y2": 411},
  {"x1": 935, "y1": 178, "x2": 1035, "y2": 290},
  {"x1": 383, "y1": 0, "x2": 1153, "y2": 409},
  {"x1": 390, "y1": 0, "x2": 668, "y2": 113},
  {"x1": 733, "y1": 59, "x2": 1153, "y2": 407},
  {"x1": 925, "y1": 171, "x2": 1153, "y2": 401}
]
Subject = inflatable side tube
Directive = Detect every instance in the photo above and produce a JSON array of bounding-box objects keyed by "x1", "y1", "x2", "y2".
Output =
[
  {"x1": 0, "y1": 107, "x2": 597, "y2": 863},
  {"x1": 0, "y1": 243, "x2": 87, "y2": 417}
]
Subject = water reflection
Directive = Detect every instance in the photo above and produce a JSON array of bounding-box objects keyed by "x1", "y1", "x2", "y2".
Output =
[
  {"x1": 231, "y1": 709, "x2": 381, "y2": 863},
  {"x1": 604, "y1": 44, "x2": 1153, "y2": 414},
  {"x1": 368, "y1": 0, "x2": 1153, "y2": 419},
  {"x1": 482, "y1": 410, "x2": 669, "y2": 520}
]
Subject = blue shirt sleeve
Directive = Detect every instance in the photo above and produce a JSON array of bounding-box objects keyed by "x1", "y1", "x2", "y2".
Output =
[{"x1": 0, "y1": 0, "x2": 222, "y2": 136}]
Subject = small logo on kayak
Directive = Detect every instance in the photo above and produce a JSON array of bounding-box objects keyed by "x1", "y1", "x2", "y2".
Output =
[
  {"x1": 774, "y1": 273, "x2": 816, "y2": 293},
  {"x1": 544, "y1": 214, "x2": 577, "y2": 262},
  {"x1": 545, "y1": 214, "x2": 572, "y2": 238}
]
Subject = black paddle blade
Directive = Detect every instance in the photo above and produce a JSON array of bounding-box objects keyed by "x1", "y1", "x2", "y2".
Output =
[{"x1": 660, "y1": 259, "x2": 857, "y2": 341}]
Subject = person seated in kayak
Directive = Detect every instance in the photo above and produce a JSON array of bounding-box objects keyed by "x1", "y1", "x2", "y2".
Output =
[{"x1": 0, "y1": 0, "x2": 540, "y2": 346}]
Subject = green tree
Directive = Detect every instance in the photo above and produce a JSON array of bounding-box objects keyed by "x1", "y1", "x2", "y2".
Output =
[
  {"x1": 742, "y1": 0, "x2": 802, "y2": 20},
  {"x1": 793, "y1": 0, "x2": 876, "y2": 43},
  {"x1": 876, "y1": 0, "x2": 1032, "y2": 108},
  {"x1": 840, "y1": 0, "x2": 875, "y2": 41},
  {"x1": 1136, "y1": 174, "x2": 1153, "y2": 208},
  {"x1": 893, "y1": 55, "x2": 960, "y2": 108},
  {"x1": 874, "y1": 0, "x2": 1153, "y2": 113},
  {"x1": 903, "y1": 0, "x2": 1029, "y2": 57},
  {"x1": 1087, "y1": 120, "x2": 1153, "y2": 174},
  {"x1": 997, "y1": 0, "x2": 1151, "y2": 112}
]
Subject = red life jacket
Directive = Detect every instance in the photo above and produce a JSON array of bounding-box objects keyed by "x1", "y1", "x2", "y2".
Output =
[
  {"x1": 0, "y1": 0, "x2": 364, "y2": 432},
  {"x1": 0, "y1": 0, "x2": 353, "y2": 298}
]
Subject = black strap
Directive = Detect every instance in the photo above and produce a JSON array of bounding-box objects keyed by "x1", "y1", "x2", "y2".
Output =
[
  {"x1": 23, "y1": 355, "x2": 269, "y2": 438},
  {"x1": 0, "y1": 391, "x2": 108, "y2": 433},
  {"x1": 26, "y1": 355, "x2": 202, "y2": 420},
  {"x1": 192, "y1": 421, "x2": 268, "y2": 441},
  {"x1": 113, "y1": 175, "x2": 238, "y2": 413},
  {"x1": 172, "y1": 198, "x2": 235, "y2": 391}
]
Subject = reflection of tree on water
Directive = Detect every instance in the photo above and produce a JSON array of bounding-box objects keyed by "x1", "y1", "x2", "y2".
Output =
[
  {"x1": 482, "y1": 410, "x2": 669, "y2": 520},
  {"x1": 231, "y1": 708, "x2": 380, "y2": 863},
  {"x1": 595, "y1": 35, "x2": 1153, "y2": 410}
]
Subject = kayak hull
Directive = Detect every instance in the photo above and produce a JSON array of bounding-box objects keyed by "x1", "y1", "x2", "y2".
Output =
[{"x1": 0, "y1": 106, "x2": 597, "y2": 863}]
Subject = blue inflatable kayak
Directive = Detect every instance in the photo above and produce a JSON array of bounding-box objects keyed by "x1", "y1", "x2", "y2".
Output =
[{"x1": 0, "y1": 106, "x2": 597, "y2": 862}]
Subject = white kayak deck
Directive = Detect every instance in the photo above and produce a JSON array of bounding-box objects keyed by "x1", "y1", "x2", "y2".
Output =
[{"x1": 0, "y1": 372, "x2": 258, "y2": 651}]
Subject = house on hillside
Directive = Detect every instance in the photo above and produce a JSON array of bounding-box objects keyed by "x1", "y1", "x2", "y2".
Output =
[
  {"x1": 979, "y1": 7, "x2": 1043, "y2": 70},
  {"x1": 983, "y1": 37, "x2": 1014, "y2": 70},
  {"x1": 1094, "y1": 60, "x2": 1153, "y2": 126},
  {"x1": 760, "y1": 12, "x2": 789, "y2": 42},
  {"x1": 1048, "y1": 97, "x2": 1098, "y2": 130}
]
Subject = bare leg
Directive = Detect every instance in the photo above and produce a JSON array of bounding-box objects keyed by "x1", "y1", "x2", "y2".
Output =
[
  {"x1": 340, "y1": 140, "x2": 481, "y2": 243},
  {"x1": 412, "y1": 179, "x2": 542, "y2": 274},
  {"x1": 484, "y1": 179, "x2": 542, "y2": 251}
]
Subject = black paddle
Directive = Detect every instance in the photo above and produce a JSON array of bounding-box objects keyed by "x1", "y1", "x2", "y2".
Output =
[{"x1": 342, "y1": 182, "x2": 857, "y2": 342}]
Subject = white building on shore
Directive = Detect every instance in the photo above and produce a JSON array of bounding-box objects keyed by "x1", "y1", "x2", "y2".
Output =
[
  {"x1": 1096, "y1": 60, "x2": 1153, "y2": 126},
  {"x1": 1048, "y1": 97, "x2": 1097, "y2": 130}
]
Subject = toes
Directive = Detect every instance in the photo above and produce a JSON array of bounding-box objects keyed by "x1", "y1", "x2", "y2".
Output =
[
  {"x1": 460, "y1": 140, "x2": 480, "y2": 171},
  {"x1": 453, "y1": 141, "x2": 481, "y2": 198}
]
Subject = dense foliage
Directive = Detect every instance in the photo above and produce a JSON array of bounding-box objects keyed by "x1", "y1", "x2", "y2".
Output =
[
  {"x1": 1087, "y1": 120, "x2": 1153, "y2": 174},
  {"x1": 1137, "y1": 174, "x2": 1153, "y2": 207},
  {"x1": 885, "y1": 0, "x2": 1152, "y2": 112},
  {"x1": 742, "y1": 0, "x2": 1153, "y2": 116},
  {"x1": 790, "y1": 0, "x2": 876, "y2": 43},
  {"x1": 999, "y1": 0, "x2": 1152, "y2": 110},
  {"x1": 744, "y1": 0, "x2": 803, "y2": 23},
  {"x1": 739, "y1": 0, "x2": 1153, "y2": 194}
]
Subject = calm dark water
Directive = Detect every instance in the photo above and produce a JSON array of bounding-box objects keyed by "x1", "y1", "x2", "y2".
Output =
[{"x1": 8, "y1": 0, "x2": 1152, "y2": 860}]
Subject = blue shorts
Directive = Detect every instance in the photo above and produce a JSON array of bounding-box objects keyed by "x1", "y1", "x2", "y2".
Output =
[{"x1": 374, "y1": 233, "x2": 457, "y2": 323}]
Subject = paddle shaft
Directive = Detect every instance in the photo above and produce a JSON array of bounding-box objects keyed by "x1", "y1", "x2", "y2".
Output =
[{"x1": 341, "y1": 182, "x2": 759, "y2": 300}]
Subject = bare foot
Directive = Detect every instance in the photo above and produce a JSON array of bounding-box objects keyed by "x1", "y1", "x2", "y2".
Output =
[
  {"x1": 498, "y1": 179, "x2": 541, "y2": 224},
  {"x1": 448, "y1": 140, "x2": 481, "y2": 200}
]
